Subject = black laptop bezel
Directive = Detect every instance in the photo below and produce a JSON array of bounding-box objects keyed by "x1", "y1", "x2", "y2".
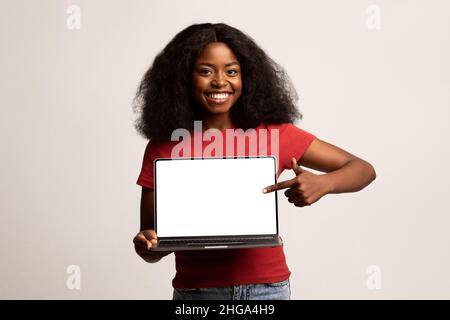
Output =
[{"x1": 153, "y1": 156, "x2": 279, "y2": 241}]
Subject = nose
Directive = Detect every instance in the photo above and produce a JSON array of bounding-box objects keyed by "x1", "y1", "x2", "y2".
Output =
[{"x1": 211, "y1": 73, "x2": 227, "y2": 87}]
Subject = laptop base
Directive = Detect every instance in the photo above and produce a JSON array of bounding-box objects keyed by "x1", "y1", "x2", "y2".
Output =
[{"x1": 151, "y1": 236, "x2": 283, "y2": 251}]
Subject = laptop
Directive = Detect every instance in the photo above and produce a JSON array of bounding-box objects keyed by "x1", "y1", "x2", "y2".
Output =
[{"x1": 151, "y1": 156, "x2": 283, "y2": 251}]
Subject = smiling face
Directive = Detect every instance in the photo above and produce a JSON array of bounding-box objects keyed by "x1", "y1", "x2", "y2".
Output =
[{"x1": 191, "y1": 42, "x2": 242, "y2": 117}]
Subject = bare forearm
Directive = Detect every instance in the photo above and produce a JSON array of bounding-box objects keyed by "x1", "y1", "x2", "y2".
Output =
[{"x1": 325, "y1": 159, "x2": 376, "y2": 194}]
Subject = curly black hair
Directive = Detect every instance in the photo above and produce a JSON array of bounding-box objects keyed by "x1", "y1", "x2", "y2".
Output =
[{"x1": 132, "y1": 22, "x2": 303, "y2": 142}]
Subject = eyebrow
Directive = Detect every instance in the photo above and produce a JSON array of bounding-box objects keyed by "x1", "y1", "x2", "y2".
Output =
[{"x1": 197, "y1": 61, "x2": 240, "y2": 67}]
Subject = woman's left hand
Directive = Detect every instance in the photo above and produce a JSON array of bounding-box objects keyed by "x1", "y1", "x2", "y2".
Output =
[{"x1": 263, "y1": 158, "x2": 332, "y2": 207}]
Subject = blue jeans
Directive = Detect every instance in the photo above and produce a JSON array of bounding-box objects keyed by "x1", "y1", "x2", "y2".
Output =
[{"x1": 172, "y1": 278, "x2": 290, "y2": 300}]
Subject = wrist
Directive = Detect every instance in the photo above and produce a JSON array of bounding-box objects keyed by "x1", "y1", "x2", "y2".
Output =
[{"x1": 323, "y1": 173, "x2": 335, "y2": 194}]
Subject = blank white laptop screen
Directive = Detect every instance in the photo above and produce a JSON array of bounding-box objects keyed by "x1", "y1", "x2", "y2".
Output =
[{"x1": 155, "y1": 157, "x2": 278, "y2": 237}]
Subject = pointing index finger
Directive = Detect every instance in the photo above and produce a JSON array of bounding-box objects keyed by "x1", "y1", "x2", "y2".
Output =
[{"x1": 263, "y1": 177, "x2": 297, "y2": 193}]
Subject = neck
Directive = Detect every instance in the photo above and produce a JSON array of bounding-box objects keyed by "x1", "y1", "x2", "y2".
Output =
[{"x1": 201, "y1": 112, "x2": 235, "y2": 132}]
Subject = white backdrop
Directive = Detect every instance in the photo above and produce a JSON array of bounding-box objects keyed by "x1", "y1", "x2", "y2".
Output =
[{"x1": 1, "y1": 0, "x2": 449, "y2": 299}]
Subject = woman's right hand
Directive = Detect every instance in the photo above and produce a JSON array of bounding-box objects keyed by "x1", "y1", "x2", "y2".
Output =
[{"x1": 133, "y1": 229, "x2": 173, "y2": 263}]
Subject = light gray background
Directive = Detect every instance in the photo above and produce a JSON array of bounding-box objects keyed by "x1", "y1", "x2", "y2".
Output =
[{"x1": 1, "y1": 0, "x2": 449, "y2": 299}]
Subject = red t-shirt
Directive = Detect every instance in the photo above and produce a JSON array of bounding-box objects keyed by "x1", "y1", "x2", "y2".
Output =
[{"x1": 136, "y1": 122, "x2": 317, "y2": 288}]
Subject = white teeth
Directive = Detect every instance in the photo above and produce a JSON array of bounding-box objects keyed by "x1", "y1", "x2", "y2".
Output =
[{"x1": 206, "y1": 93, "x2": 231, "y2": 99}]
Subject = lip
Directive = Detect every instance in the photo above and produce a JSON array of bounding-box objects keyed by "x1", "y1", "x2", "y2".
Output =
[
  {"x1": 205, "y1": 91, "x2": 233, "y2": 94},
  {"x1": 204, "y1": 92, "x2": 233, "y2": 105}
]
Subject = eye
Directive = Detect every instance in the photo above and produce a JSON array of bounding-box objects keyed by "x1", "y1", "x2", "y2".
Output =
[
  {"x1": 199, "y1": 69, "x2": 211, "y2": 75},
  {"x1": 227, "y1": 70, "x2": 239, "y2": 76}
]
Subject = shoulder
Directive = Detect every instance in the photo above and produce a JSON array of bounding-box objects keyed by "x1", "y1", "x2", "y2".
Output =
[
  {"x1": 264, "y1": 122, "x2": 315, "y2": 137},
  {"x1": 144, "y1": 139, "x2": 177, "y2": 156},
  {"x1": 256, "y1": 122, "x2": 289, "y2": 131}
]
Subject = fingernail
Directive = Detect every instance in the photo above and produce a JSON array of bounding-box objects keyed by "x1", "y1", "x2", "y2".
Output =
[{"x1": 262, "y1": 188, "x2": 267, "y2": 193}]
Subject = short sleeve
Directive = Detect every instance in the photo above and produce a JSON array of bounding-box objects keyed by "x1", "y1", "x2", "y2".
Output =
[
  {"x1": 136, "y1": 140, "x2": 160, "y2": 189},
  {"x1": 279, "y1": 123, "x2": 317, "y2": 171}
]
